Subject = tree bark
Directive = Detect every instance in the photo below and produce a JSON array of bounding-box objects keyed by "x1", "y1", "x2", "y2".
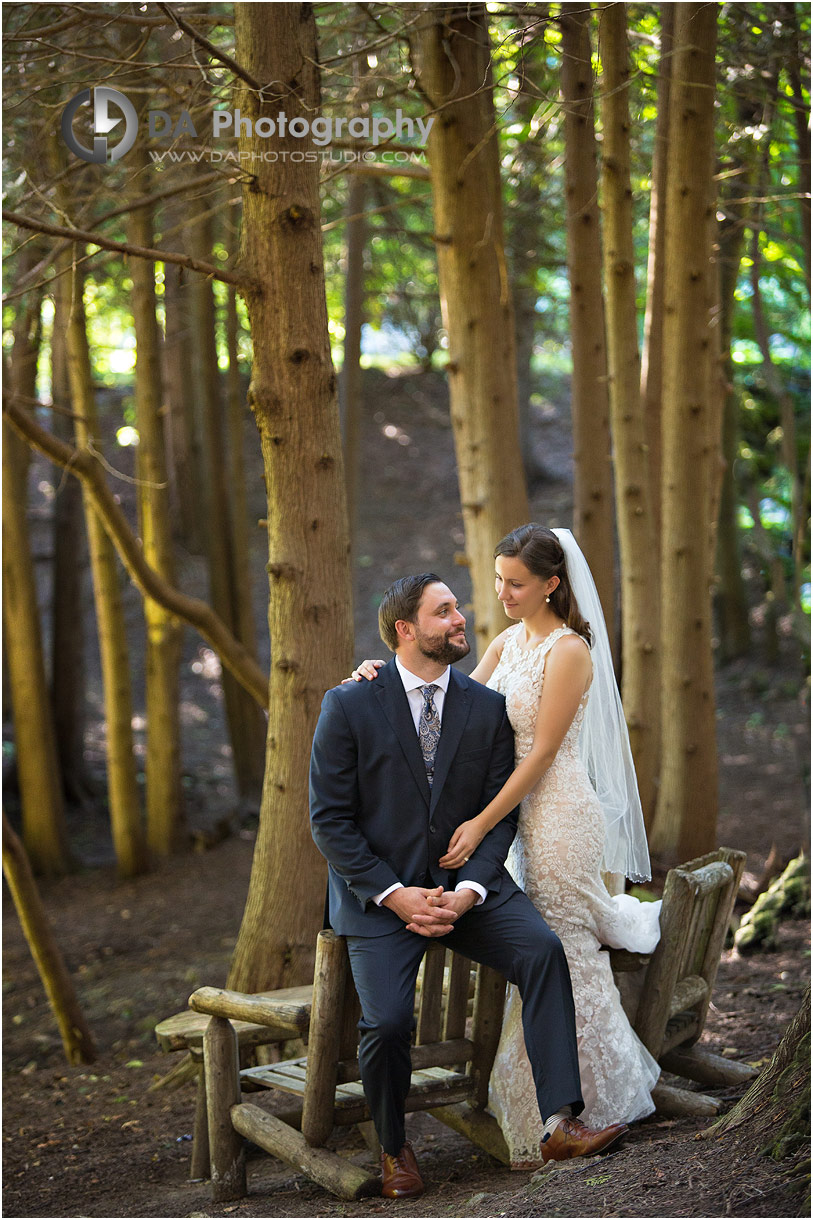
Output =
[
  {"x1": 225, "y1": 286, "x2": 262, "y2": 683},
  {"x1": 507, "y1": 37, "x2": 551, "y2": 483},
  {"x1": 650, "y1": 4, "x2": 719, "y2": 863},
  {"x1": 714, "y1": 213, "x2": 751, "y2": 661},
  {"x1": 228, "y1": 2, "x2": 353, "y2": 991},
  {"x1": 599, "y1": 3, "x2": 660, "y2": 823},
  {"x1": 640, "y1": 3, "x2": 675, "y2": 538},
  {"x1": 160, "y1": 188, "x2": 203, "y2": 553},
  {"x1": 700, "y1": 985, "x2": 809, "y2": 1170},
  {"x1": 50, "y1": 249, "x2": 91, "y2": 802},
  {"x1": 560, "y1": 4, "x2": 616, "y2": 645},
  {"x1": 3, "y1": 261, "x2": 68, "y2": 875},
  {"x1": 339, "y1": 171, "x2": 367, "y2": 546},
  {"x1": 2, "y1": 811, "x2": 95, "y2": 1063},
  {"x1": 2, "y1": 412, "x2": 69, "y2": 876},
  {"x1": 129, "y1": 143, "x2": 185, "y2": 857},
  {"x1": 188, "y1": 197, "x2": 266, "y2": 806},
  {"x1": 411, "y1": 3, "x2": 530, "y2": 655},
  {"x1": 65, "y1": 264, "x2": 147, "y2": 879}
]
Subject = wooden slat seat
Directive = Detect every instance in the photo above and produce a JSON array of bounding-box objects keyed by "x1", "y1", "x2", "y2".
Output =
[{"x1": 239, "y1": 1060, "x2": 476, "y2": 1125}]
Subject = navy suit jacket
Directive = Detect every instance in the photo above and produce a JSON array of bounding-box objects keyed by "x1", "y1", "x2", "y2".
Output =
[{"x1": 309, "y1": 657, "x2": 522, "y2": 937}]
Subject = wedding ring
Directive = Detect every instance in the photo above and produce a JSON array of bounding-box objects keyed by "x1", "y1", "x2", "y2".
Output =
[{"x1": 463, "y1": 856, "x2": 469, "y2": 862}]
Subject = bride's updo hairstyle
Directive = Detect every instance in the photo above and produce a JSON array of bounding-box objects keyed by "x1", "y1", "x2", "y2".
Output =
[{"x1": 494, "y1": 523, "x2": 593, "y2": 646}]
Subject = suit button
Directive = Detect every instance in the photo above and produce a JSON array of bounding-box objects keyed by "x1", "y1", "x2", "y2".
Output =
[{"x1": 429, "y1": 824, "x2": 437, "y2": 834}]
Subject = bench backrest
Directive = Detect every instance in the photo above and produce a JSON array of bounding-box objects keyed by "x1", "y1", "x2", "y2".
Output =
[{"x1": 633, "y1": 847, "x2": 746, "y2": 1057}]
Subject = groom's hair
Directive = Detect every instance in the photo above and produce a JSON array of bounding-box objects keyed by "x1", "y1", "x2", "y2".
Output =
[{"x1": 379, "y1": 573, "x2": 443, "y2": 651}]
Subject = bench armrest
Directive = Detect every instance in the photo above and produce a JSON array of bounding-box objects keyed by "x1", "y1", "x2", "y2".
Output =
[{"x1": 188, "y1": 985, "x2": 312, "y2": 1035}]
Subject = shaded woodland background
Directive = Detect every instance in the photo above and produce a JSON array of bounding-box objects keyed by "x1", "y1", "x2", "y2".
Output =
[{"x1": 2, "y1": 2, "x2": 810, "y2": 1217}]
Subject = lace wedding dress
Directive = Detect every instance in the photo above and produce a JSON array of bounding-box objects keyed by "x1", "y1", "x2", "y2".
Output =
[{"x1": 487, "y1": 624, "x2": 662, "y2": 1167}]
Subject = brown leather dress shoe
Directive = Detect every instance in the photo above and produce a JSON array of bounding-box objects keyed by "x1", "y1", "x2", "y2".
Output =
[
  {"x1": 540, "y1": 1116, "x2": 628, "y2": 1163},
  {"x1": 380, "y1": 1141, "x2": 425, "y2": 1199}
]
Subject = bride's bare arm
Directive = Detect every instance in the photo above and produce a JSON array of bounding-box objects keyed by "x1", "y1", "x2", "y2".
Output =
[
  {"x1": 439, "y1": 634, "x2": 592, "y2": 868},
  {"x1": 467, "y1": 627, "x2": 512, "y2": 685}
]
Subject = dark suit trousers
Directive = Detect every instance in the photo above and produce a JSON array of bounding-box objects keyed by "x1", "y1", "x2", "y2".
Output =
[{"x1": 345, "y1": 888, "x2": 584, "y2": 1154}]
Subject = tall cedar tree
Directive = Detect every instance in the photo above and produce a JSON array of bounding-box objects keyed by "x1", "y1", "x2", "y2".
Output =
[
  {"x1": 128, "y1": 137, "x2": 185, "y2": 856},
  {"x1": 228, "y1": 2, "x2": 353, "y2": 991},
  {"x1": 411, "y1": 3, "x2": 530, "y2": 655},
  {"x1": 651, "y1": 3, "x2": 720, "y2": 862},
  {"x1": 65, "y1": 263, "x2": 147, "y2": 878},
  {"x1": 560, "y1": 4, "x2": 616, "y2": 643}
]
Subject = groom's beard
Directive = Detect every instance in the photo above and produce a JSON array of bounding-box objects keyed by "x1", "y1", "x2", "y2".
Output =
[{"x1": 415, "y1": 624, "x2": 471, "y2": 665}]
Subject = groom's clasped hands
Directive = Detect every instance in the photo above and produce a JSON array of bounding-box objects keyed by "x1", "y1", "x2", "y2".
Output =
[{"x1": 382, "y1": 884, "x2": 477, "y2": 936}]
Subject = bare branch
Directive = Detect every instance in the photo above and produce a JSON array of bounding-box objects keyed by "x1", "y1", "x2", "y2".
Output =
[
  {"x1": 2, "y1": 396, "x2": 269, "y2": 710},
  {"x1": 157, "y1": 2, "x2": 262, "y2": 91},
  {"x1": 2, "y1": 211, "x2": 251, "y2": 289},
  {"x1": 8, "y1": 173, "x2": 224, "y2": 295}
]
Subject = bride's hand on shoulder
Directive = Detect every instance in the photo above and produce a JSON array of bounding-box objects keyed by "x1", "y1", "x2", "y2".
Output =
[
  {"x1": 341, "y1": 659, "x2": 385, "y2": 684},
  {"x1": 439, "y1": 818, "x2": 486, "y2": 869}
]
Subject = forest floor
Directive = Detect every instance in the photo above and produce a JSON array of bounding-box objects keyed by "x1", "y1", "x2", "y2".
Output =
[{"x1": 3, "y1": 367, "x2": 810, "y2": 1219}]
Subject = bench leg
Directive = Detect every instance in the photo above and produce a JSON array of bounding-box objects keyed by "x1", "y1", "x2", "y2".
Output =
[
  {"x1": 189, "y1": 1062, "x2": 211, "y2": 1181},
  {"x1": 204, "y1": 1015, "x2": 247, "y2": 1202}
]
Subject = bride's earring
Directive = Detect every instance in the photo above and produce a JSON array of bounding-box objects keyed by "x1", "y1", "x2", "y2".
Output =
[{"x1": 545, "y1": 595, "x2": 551, "y2": 604}]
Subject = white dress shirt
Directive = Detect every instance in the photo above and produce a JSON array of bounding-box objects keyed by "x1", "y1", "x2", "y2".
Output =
[{"x1": 372, "y1": 656, "x2": 487, "y2": 909}]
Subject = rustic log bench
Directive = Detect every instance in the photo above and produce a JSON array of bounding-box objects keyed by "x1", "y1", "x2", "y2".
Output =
[{"x1": 170, "y1": 846, "x2": 756, "y2": 1201}]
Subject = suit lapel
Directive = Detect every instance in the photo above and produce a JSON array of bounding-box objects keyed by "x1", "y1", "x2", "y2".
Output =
[
  {"x1": 373, "y1": 660, "x2": 431, "y2": 807},
  {"x1": 429, "y1": 669, "x2": 472, "y2": 813}
]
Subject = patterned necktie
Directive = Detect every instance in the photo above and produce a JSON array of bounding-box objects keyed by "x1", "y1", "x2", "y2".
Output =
[{"x1": 419, "y1": 684, "x2": 441, "y2": 787}]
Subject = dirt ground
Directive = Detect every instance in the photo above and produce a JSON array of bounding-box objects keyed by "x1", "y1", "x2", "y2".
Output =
[{"x1": 3, "y1": 368, "x2": 810, "y2": 1218}]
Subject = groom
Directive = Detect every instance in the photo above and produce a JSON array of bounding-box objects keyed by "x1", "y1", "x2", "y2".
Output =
[{"x1": 309, "y1": 573, "x2": 626, "y2": 1198}]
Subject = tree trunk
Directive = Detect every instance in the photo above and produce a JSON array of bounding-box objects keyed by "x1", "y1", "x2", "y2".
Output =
[
  {"x1": 161, "y1": 199, "x2": 203, "y2": 553},
  {"x1": 714, "y1": 214, "x2": 751, "y2": 661},
  {"x1": 2, "y1": 811, "x2": 96, "y2": 1063},
  {"x1": 700, "y1": 986, "x2": 809, "y2": 1171},
  {"x1": 2, "y1": 414, "x2": 69, "y2": 876},
  {"x1": 189, "y1": 198, "x2": 266, "y2": 807},
  {"x1": 65, "y1": 264, "x2": 147, "y2": 879},
  {"x1": 639, "y1": 2, "x2": 675, "y2": 538},
  {"x1": 411, "y1": 3, "x2": 530, "y2": 656},
  {"x1": 650, "y1": 4, "x2": 719, "y2": 863},
  {"x1": 560, "y1": 4, "x2": 616, "y2": 646},
  {"x1": 748, "y1": 229, "x2": 806, "y2": 624},
  {"x1": 50, "y1": 250, "x2": 91, "y2": 802},
  {"x1": 599, "y1": 3, "x2": 660, "y2": 823},
  {"x1": 340, "y1": 171, "x2": 367, "y2": 546},
  {"x1": 3, "y1": 263, "x2": 68, "y2": 874},
  {"x1": 129, "y1": 145, "x2": 185, "y2": 857},
  {"x1": 225, "y1": 286, "x2": 262, "y2": 683},
  {"x1": 228, "y1": 1, "x2": 353, "y2": 991},
  {"x1": 507, "y1": 38, "x2": 551, "y2": 484}
]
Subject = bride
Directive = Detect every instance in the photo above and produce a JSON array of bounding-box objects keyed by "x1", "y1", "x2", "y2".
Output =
[{"x1": 351, "y1": 524, "x2": 661, "y2": 1167}]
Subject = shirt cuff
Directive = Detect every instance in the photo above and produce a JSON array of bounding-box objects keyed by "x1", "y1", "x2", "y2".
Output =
[
  {"x1": 372, "y1": 882, "x2": 404, "y2": 907},
  {"x1": 456, "y1": 880, "x2": 487, "y2": 906}
]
